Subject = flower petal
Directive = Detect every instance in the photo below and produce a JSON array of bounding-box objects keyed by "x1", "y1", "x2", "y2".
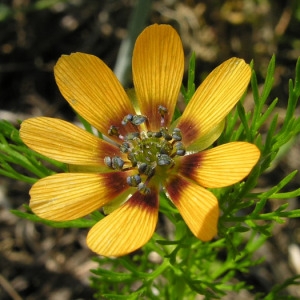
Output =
[
  {"x1": 30, "y1": 172, "x2": 132, "y2": 221},
  {"x1": 87, "y1": 186, "x2": 159, "y2": 257},
  {"x1": 165, "y1": 175, "x2": 219, "y2": 241},
  {"x1": 177, "y1": 58, "x2": 251, "y2": 146},
  {"x1": 132, "y1": 24, "x2": 184, "y2": 131},
  {"x1": 20, "y1": 117, "x2": 120, "y2": 166},
  {"x1": 186, "y1": 120, "x2": 225, "y2": 153},
  {"x1": 54, "y1": 52, "x2": 136, "y2": 139},
  {"x1": 179, "y1": 142, "x2": 260, "y2": 188}
]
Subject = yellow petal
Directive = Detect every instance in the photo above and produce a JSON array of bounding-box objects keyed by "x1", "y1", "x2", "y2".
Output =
[
  {"x1": 165, "y1": 175, "x2": 219, "y2": 241},
  {"x1": 30, "y1": 172, "x2": 131, "y2": 221},
  {"x1": 132, "y1": 24, "x2": 184, "y2": 131},
  {"x1": 20, "y1": 117, "x2": 120, "y2": 166},
  {"x1": 186, "y1": 120, "x2": 225, "y2": 153},
  {"x1": 54, "y1": 53, "x2": 137, "y2": 140},
  {"x1": 177, "y1": 58, "x2": 251, "y2": 146},
  {"x1": 102, "y1": 191, "x2": 130, "y2": 215},
  {"x1": 87, "y1": 187, "x2": 159, "y2": 257},
  {"x1": 179, "y1": 142, "x2": 260, "y2": 188}
]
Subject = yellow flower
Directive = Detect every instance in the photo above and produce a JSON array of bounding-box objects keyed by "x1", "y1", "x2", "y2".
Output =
[{"x1": 20, "y1": 24, "x2": 260, "y2": 257}]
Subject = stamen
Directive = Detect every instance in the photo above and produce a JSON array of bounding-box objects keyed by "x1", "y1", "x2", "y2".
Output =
[
  {"x1": 172, "y1": 128, "x2": 182, "y2": 141},
  {"x1": 157, "y1": 154, "x2": 174, "y2": 166},
  {"x1": 138, "y1": 162, "x2": 147, "y2": 174},
  {"x1": 111, "y1": 105, "x2": 187, "y2": 193},
  {"x1": 122, "y1": 114, "x2": 147, "y2": 126},
  {"x1": 127, "y1": 152, "x2": 137, "y2": 167},
  {"x1": 160, "y1": 128, "x2": 172, "y2": 141},
  {"x1": 104, "y1": 156, "x2": 112, "y2": 168},
  {"x1": 158, "y1": 105, "x2": 168, "y2": 116},
  {"x1": 138, "y1": 162, "x2": 155, "y2": 177},
  {"x1": 158, "y1": 105, "x2": 168, "y2": 126},
  {"x1": 104, "y1": 156, "x2": 124, "y2": 170},
  {"x1": 174, "y1": 141, "x2": 186, "y2": 156},
  {"x1": 120, "y1": 142, "x2": 130, "y2": 153},
  {"x1": 108, "y1": 125, "x2": 120, "y2": 136},
  {"x1": 131, "y1": 115, "x2": 147, "y2": 126},
  {"x1": 121, "y1": 114, "x2": 133, "y2": 125},
  {"x1": 153, "y1": 131, "x2": 162, "y2": 138},
  {"x1": 108, "y1": 125, "x2": 124, "y2": 140},
  {"x1": 126, "y1": 174, "x2": 142, "y2": 187},
  {"x1": 111, "y1": 156, "x2": 125, "y2": 170},
  {"x1": 137, "y1": 182, "x2": 151, "y2": 195}
]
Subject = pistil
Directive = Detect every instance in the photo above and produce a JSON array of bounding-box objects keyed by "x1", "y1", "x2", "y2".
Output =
[{"x1": 104, "y1": 105, "x2": 186, "y2": 194}]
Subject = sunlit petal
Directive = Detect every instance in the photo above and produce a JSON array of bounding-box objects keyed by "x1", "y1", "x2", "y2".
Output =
[
  {"x1": 20, "y1": 117, "x2": 121, "y2": 166},
  {"x1": 30, "y1": 172, "x2": 132, "y2": 221},
  {"x1": 177, "y1": 58, "x2": 251, "y2": 146},
  {"x1": 87, "y1": 186, "x2": 159, "y2": 257},
  {"x1": 179, "y1": 142, "x2": 260, "y2": 188},
  {"x1": 54, "y1": 53, "x2": 137, "y2": 140},
  {"x1": 165, "y1": 175, "x2": 219, "y2": 241},
  {"x1": 186, "y1": 120, "x2": 225, "y2": 153},
  {"x1": 132, "y1": 24, "x2": 184, "y2": 131}
]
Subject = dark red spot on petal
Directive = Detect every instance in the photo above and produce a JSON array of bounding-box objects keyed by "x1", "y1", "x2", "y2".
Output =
[
  {"x1": 100, "y1": 141, "x2": 121, "y2": 157},
  {"x1": 143, "y1": 108, "x2": 163, "y2": 132},
  {"x1": 102, "y1": 171, "x2": 129, "y2": 198},
  {"x1": 128, "y1": 187, "x2": 159, "y2": 211},
  {"x1": 115, "y1": 121, "x2": 138, "y2": 139},
  {"x1": 178, "y1": 119, "x2": 200, "y2": 146},
  {"x1": 165, "y1": 175, "x2": 189, "y2": 205},
  {"x1": 178, "y1": 153, "x2": 203, "y2": 180}
]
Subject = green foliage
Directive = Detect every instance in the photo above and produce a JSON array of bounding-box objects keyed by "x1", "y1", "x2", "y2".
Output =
[
  {"x1": 181, "y1": 52, "x2": 196, "y2": 104},
  {"x1": 1, "y1": 55, "x2": 300, "y2": 299},
  {"x1": 0, "y1": 120, "x2": 65, "y2": 183},
  {"x1": 10, "y1": 204, "x2": 97, "y2": 228}
]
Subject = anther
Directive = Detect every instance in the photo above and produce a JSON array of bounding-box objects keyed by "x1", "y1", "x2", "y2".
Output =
[
  {"x1": 112, "y1": 156, "x2": 125, "y2": 169},
  {"x1": 104, "y1": 156, "x2": 112, "y2": 168},
  {"x1": 157, "y1": 154, "x2": 173, "y2": 166},
  {"x1": 158, "y1": 105, "x2": 168, "y2": 116},
  {"x1": 138, "y1": 162, "x2": 147, "y2": 174},
  {"x1": 127, "y1": 152, "x2": 137, "y2": 167},
  {"x1": 108, "y1": 125, "x2": 120, "y2": 136},
  {"x1": 153, "y1": 131, "x2": 162, "y2": 138},
  {"x1": 107, "y1": 156, "x2": 124, "y2": 170},
  {"x1": 131, "y1": 115, "x2": 147, "y2": 126},
  {"x1": 126, "y1": 174, "x2": 142, "y2": 187},
  {"x1": 121, "y1": 114, "x2": 133, "y2": 125},
  {"x1": 174, "y1": 141, "x2": 186, "y2": 156},
  {"x1": 159, "y1": 140, "x2": 173, "y2": 155},
  {"x1": 138, "y1": 182, "x2": 151, "y2": 195},
  {"x1": 120, "y1": 142, "x2": 130, "y2": 153},
  {"x1": 160, "y1": 128, "x2": 172, "y2": 141},
  {"x1": 138, "y1": 162, "x2": 155, "y2": 177},
  {"x1": 158, "y1": 105, "x2": 168, "y2": 126},
  {"x1": 172, "y1": 128, "x2": 182, "y2": 141}
]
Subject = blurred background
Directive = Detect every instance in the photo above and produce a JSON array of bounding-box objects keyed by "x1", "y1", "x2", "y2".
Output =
[{"x1": 0, "y1": 0, "x2": 300, "y2": 299}]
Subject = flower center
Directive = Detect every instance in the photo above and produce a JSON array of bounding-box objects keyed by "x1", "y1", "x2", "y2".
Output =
[{"x1": 104, "y1": 106, "x2": 186, "y2": 194}]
